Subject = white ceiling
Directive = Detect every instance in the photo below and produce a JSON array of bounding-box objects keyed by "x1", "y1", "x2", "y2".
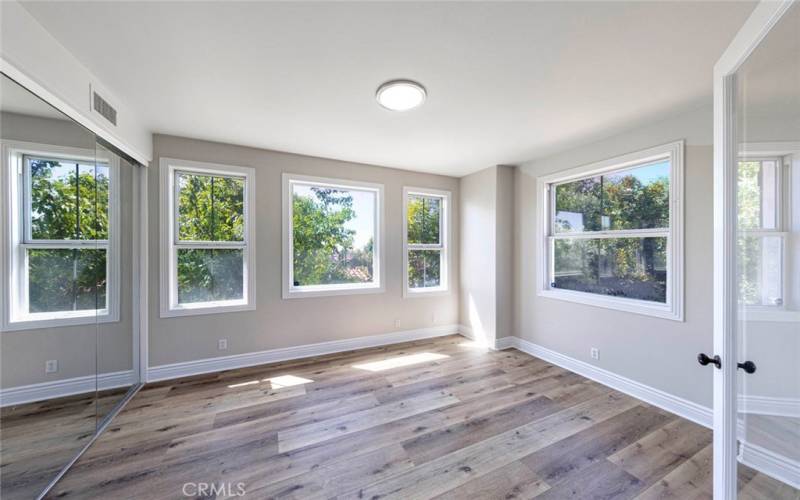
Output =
[{"x1": 21, "y1": 1, "x2": 756, "y2": 176}]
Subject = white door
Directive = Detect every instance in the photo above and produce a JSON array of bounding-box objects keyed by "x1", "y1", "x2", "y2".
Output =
[{"x1": 713, "y1": 1, "x2": 800, "y2": 498}]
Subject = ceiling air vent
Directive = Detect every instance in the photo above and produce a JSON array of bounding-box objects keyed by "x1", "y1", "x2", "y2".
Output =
[{"x1": 92, "y1": 91, "x2": 117, "y2": 126}]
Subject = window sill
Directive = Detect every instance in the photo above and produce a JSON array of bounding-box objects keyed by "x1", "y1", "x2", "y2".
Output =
[
  {"x1": 2, "y1": 310, "x2": 118, "y2": 332},
  {"x1": 283, "y1": 283, "x2": 385, "y2": 299},
  {"x1": 404, "y1": 287, "x2": 450, "y2": 298},
  {"x1": 160, "y1": 301, "x2": 255, "y2": 318},
  {"x1": 538, "y1": 288, "x2": 683, "y2": 321}
]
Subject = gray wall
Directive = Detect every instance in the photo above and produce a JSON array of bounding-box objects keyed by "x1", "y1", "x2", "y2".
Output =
[
  {"x1": 459, "y1": 167, "x2": 497, "y2": 344},
  {"x1": 148, "y1": 135, "x2": 460, "y2": 367},
  {"x1": 513, "y1": 105, "x2": 716, "y2": 407},
  {"x1": 0, "y1": 112, "x2": 134, "y2": 389},
  {"x1": 458, "y1": 165, "x2": 514, "y2": 344},
  {"x1": 495, "y1": 166, "x2": 514, "y2": 341}
]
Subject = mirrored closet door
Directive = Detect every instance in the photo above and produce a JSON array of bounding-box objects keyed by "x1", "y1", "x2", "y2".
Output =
[{"x1": 0, "y1": 73, "x2": 143, "y2": 499}]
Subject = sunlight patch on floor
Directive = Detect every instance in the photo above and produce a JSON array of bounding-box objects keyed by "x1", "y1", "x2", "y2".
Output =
[
  {"x1": 228, "y1": 375, "x2": 314, "y2": 389},
  {"x1": 352, "y1": 352, "x2": 449, "y2": 372},
  {"x1": 266, "y1": 375, "x2": 314, "y2": 389}
]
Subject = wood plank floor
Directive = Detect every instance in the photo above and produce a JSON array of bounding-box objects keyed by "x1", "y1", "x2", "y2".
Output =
[
  {"x1": 29, "y1": 335, "x2": 798, "y2": 499},
  {"x1": 0, "y1": 387, "x2": 132, "y2": 500}
]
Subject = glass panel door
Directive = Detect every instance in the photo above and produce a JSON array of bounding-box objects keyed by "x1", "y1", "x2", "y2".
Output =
[{"x1": 734, "y1": 3, "x2": 800, "y2": 497}]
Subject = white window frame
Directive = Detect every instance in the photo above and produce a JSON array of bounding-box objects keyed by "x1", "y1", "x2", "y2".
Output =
[
  {"x1": 159, "y1": 158, "x2": 256, "y2": 317},
  {"x1": 282, "y1": 173, "x2": 385, "y2": 299},
  {"x1": 737, "y1": 142, "x2": 800, "y2": 322},
  {"x1": 536, "y1": 140, "x2": 685, "y2": 321},
  {"x1": 403, "y1": 186, "x2": 451, "y2": 297},
  {"x1": 1, "y1": 139, "x2": 120, "y2": 331}
]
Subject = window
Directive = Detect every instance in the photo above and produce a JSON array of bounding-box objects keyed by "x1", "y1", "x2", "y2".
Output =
[
  {"x1": 2, "y1": 141, "x2": 119, "y2": 331},
  {"x1": 160, "y1": 158, "x2": 256, "y2": 317},
  {"x1": 537, "y1": 141, "x2": 684, "y2": 320},
  {"x1": 283, "y1": 174, "x2": 383, "y2": 298},
  {"x1": 403, "y1": 187, "x2": 450, "y2": 296},
  {"x1": 737, "y1": 157, "x2": 787, "y2": 308}
]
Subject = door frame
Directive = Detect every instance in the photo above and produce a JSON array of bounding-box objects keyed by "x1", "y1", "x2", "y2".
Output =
[{"x1": 712, "y1": 1, "x2": 796, "y2": 498}]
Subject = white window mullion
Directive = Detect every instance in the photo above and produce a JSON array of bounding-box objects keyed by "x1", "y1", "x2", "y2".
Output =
[{"x1": 550, "y1": 229, "x2": 669, "y2": 240}]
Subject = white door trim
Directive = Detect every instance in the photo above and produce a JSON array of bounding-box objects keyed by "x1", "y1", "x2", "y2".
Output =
[
  {"x1": 135, "y1": 166, "x2": 149, "y2": 383},
  {"x1": 713, "y1": 2, "x2": 796, "y2": 498}
]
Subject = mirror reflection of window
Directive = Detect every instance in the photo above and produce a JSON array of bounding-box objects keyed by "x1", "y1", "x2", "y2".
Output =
[
  {"x1": 737, "y1": 158, "x2": 787, "y2": 307},
  {"x1": 1, "y1": 73, "x2": 104, "y2": 500}
]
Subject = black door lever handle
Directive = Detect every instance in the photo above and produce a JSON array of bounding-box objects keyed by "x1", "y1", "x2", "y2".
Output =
[
  {"x1": 698, "y1": 353, "x2": 721, "y2": 369},
  {"x1": 738, "y1": 361, "x2": 756, "y2": 374}
]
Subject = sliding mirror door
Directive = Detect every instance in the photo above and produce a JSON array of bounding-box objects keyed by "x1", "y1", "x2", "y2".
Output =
[{"x1": 0, "y1": 74, "x2": 100, "y2": 499}]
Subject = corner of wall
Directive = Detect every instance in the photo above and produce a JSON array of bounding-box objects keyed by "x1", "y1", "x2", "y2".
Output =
[{"x1": 458, "y1": 165, "x2": 516, "y2": 345}]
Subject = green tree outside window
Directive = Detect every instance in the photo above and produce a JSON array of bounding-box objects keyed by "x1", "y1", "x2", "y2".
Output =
[
  {"x1": 26, "y1": 158, "x2": 109, "y2": 313},
  {"x1": 292, "y1": 186, "x2": 375, "y2": 287}
]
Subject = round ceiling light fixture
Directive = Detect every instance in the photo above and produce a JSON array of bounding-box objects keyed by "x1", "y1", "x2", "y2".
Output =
[{"x1": 376, "y1": 79, "x2": 427, "y2": 111}]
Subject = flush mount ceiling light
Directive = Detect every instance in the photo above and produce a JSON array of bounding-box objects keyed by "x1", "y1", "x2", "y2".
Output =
[{"x1": 376, "y1": 80, "x2": 427, "y2": 111}]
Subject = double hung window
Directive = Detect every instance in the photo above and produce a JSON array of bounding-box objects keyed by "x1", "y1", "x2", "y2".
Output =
[
  {"x1": 538, "y1": 141, "x2": 684, "y2": 320},
  {"x1": 160, "y1": 158, "x2": 256, "y2": 316},
  {"x1": 2, "y1": 142, "x2": 119, "y2": 330},
  {"x1": 403, "y1": 187, "x2": 450, "y2": 295}
]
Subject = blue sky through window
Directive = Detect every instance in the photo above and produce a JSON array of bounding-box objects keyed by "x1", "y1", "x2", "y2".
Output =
[{"x1": 293, "y1": 184, "x2": 375, "y2": 249}]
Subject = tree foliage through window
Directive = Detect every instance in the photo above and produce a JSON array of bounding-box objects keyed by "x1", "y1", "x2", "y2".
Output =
[
  {"x1": 292, "y1": 185, "x2": 375, "y2": 287},
  {"x1": 175, "y1": 172, "x2": 246, "y2": 304},
  {"x1": 551, "y1": 160, "x2": 670, "y2": 303},
  {"x1": 407, "y1": 194, "x2": 443, "y2": 289},
  {"x1": 26, "y1": 158, "x2": 109, "y2": 313}
]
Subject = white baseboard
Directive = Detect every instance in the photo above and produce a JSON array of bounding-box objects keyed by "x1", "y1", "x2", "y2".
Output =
[
  {"x1": 456, "y1": 324, "x2": 514, "y2": 351},
  {"x1": 495, "y1": 336, "x2": 713, "y2": 428},
  {"x1": 0, "y1": 370, "x2": 136, "y2": 407},
  {"x1": 739, "y1": 395, "x2": 800, "y2": 418},
  {"x1": 148, "y1": 324, "x2": 463, "y2": 382},
  {"x1": 739, "y1": 441, "x2": 800, "y2": 490},
  {"x1": 499, "y1": 336, "x2": 800, "y2": 488},
  {"x1": 494, "y1": 336, "x2": 516, "y2": 350}
]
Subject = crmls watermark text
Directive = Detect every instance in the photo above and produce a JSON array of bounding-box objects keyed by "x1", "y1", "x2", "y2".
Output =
[{"x1": 182, "y1": 482, "x2": 246, "y2": 497}]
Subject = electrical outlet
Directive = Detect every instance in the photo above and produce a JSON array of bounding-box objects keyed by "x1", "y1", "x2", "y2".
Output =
[
  {"x1": 431, "y1": 313, "x2": 437, "y2": 324},
  {"x1": 394, "y1": 319, "x2": 401, "y2": 328},
  {"x1": 218, "y1": 339, "x2": 228, "y2": 351},
  {"x1": 45, "y1": 360, "x2": 58, "y2": 374},
  {"x1": 590, "y1": 348, "x2": 599, "y2": 360}
]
